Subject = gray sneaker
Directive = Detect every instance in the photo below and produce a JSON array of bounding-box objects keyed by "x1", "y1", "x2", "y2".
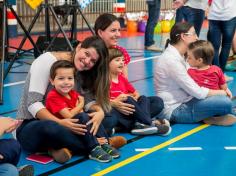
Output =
[
  {"x1": 131, "y1": 122, "x2": 158, "y2": 135},
  {"x1": 101, "y1": 144, "x2": 120, "y2": 159},
  {"x1": 155, "y1": 124, "x2": 172, "y2": 136},
  {"x1": 89, "y1": 146, "x2": 112, "y2": 163}
]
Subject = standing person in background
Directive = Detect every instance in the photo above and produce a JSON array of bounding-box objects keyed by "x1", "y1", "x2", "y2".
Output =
[
  {"x1": 144, "y1": 0, "x2": 163, "y2": 51},
  {"x1": 173, "y1": 0, "x2": 208, "y2": 37},
  {"x1": 207, "y1": 0, "x2": 236, "y2": 80}
]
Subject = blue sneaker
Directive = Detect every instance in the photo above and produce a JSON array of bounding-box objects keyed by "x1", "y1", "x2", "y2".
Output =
[
  {"x1": 131, "y1": 122, "x2": 158, "y2": 135},
  {"x1": 89, "y1": 146, "x2": 112, "y2": 163},
  {"x1": 102, "y1": 144, "x2": 120, "y2": 159}
]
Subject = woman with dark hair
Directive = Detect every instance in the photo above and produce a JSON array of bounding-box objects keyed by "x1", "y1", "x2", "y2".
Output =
[
  {"x1": 154, "y1": 22, "x2": 236, "y2": 125},
  {"x1": 16, "y1": 36, "x2": 116, "y2": 163},
  {"x1": 94, "y1": 13, "x2": 167, "y2": 135}
]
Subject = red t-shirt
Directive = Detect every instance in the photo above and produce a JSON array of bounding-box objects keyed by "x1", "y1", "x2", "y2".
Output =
[
  {"x1": 45, "y1": 89, "x2": 79, "y2": 118},
  {"x1": 113, "y1": 45, "x2": 131, "y2": 65},
  {"x1": 188, "y1": 65, "x2": 226, "y2": 90},
  {"x1": 110, "y1": 74, "x2": 135, "y2": 99}
]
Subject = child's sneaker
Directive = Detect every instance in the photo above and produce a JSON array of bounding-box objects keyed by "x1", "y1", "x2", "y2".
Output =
[
  {"x1": 49, "y1": 148, "x2": 72, "y2": 164},
  {"x1": 155, "y1": 124, "x2": 172, "y2": 136},
  {"x1": 89, "y1": 146, "x2": 112, "y2": 163},
  {"x1": 152, "y1": 119, "x2": 170, "y2": 127},
  {"x1": 101, "y1": 144, "x2": 120, "y2": 159},
  {"x1": 109, "y1": 136, "x2": 127, "y2": 149},
  {"x1": 18, "y1": 164, "x2": 34, "y2": 176},
  {"x1": 131, "y1": 122, "x2": 157, "y2": 135}
]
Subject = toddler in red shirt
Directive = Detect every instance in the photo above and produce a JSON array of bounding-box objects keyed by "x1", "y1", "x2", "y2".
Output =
[
  {"x1": 187, "y1": 40, "x2": 232, "y2": 98},
  {"x1": 108, "y1": 48, "x2": 171, "y2": 136},
  {"x1": 45, "y1": 60, "x2": 120, "y2": 163}
]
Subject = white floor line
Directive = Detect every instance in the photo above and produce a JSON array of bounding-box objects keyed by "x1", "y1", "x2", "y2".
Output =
[
  {"x1": 4, "y1": 81, "x2": 25, "y2": 87},
  {"x1": 224, "y1": 146, "x2": 236, "y2": 150},
  {"x1": 135, "y1": 148, "x2": 151, "y2": 152},
  {"x1": 4, "y1": 55, "x2": 160, "y2": 88},
  {"x1": 168, "y1": 147, "x2": 202, "y2": 151}
]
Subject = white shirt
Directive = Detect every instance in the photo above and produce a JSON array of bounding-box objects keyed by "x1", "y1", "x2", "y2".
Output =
[
  {"x1": 208, "y1": 0, "x2": 236, "y2": 20},
  {"x1": 185, "y1": 0, "x2": 208, "y2": 10},
  {"x1": 154, "y1": 45, "x2": 209, "y2": 119}
]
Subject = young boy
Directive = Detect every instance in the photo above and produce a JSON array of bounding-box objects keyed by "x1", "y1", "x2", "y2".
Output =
[
  {"x1": 108, "y1": 48, "x2": 171, "y2": 136},
  {"x1": 187, "y1": 40, "x2": 232, "y2": 98},
  {"x1": 45, "y1": 60, "x2": 120, "y2": 163}
]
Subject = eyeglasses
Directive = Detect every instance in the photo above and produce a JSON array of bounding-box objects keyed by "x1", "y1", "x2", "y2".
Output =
[
  {"x1": 176, "y1": 32, "x2": 197, "y2": 37},
  {"x1": 183, "y1": 32, "x2": 197, "y2": 36}
]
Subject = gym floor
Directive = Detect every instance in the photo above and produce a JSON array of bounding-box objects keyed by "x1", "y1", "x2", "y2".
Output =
[{"x1": 1, "y1": 26, "x2": 236, "y2": 176}]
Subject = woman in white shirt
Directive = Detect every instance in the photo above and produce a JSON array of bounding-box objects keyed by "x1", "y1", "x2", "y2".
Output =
[{"x1": 154, "y1": 22, "x2": 236, "y2": 125}]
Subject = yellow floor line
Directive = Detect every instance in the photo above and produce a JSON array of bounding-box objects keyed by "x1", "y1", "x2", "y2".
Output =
[{"x1": 92, "y1": 124, "x2": 210, "y2": 176}]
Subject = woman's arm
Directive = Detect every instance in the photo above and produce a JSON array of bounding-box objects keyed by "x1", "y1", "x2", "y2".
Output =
[{"x1": 36, "y1": 108, "x2": 87, "y2": 135}]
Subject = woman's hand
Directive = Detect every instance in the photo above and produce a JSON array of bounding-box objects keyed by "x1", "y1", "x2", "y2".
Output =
[
  {"x1": 58, "y1": 118, "x2": 87, "y2": 135},
  {"x1": 111, "y1": 94, "x2": 135, "y2": 115},
  {"x1": 87, "y1": 109, "x2": 104, "y2": 136},
  {"x1": 225, "y1": 88, "x2": 233, "y2": 99},
  {"x1": 0, "y1": 117, "x2": 22, "y2": 134}
]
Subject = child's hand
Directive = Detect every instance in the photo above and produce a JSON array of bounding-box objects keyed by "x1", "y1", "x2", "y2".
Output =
[
  {"x1": 117, "y1": 94, "x2": 128, "y2": 102},
  {"x1": 0, "y1": 154, "x2": 4, "y2": 160},
  {"x1": 97, "y1": 137, "x2": 108, "y2": 145},
  {"x1": 225, "y1": 88, "x2": 233, "y2": 99}
]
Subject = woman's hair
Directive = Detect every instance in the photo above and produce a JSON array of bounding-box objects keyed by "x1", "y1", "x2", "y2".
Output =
[
  {"x1": 50, "y1": 60, "x2": 75, "y2": 80},
  {"x1": 108, "y1": 48, "x2": 123, "y2": 63},
  {"x1": 188, "y1": 40, "x2": 214, "y2": 65},
  {"x1": 165, "y1": 22, "x2": 193, "y2": 48},
  {"x1": 75, "y1": 36, "x2": 111, "y2": 112},
  {"x1": 94, "y1": 13, "x2": 119, "y2": 35}
]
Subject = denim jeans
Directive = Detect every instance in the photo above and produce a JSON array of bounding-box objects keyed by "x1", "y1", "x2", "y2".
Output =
[
  {"x1": 102, "y1": 95, "x2": 164, "y2": 133},
  {"x1": 0, "y1": 139, "x2": 21, "y2": 166},
  {"x1": 0, "y1": 163, "x2": 18, "y2": 176},
  {"x1": 171, "y1": 95, "x2": 233, "y2": 123},
  {"x1": 175, "y1": 6, "x2": 205, "y2": 36},
  {"x1": 16, "y1": 113, "x2": 108, "y2": 154},
  {"x1": 145, "y1": 0, "x2": 161, "y2": 47},
  {"x1": 207, "y1": 17, "x2": 236, "y2": 71}
]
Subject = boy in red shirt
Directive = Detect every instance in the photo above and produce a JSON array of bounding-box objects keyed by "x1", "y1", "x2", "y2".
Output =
[
  {"x1": 108, "y1": 48, "x2": 171, "y2": 136},
  {"x1": 45, "y1": 60, "x2": 120, "y2": 163},
  {"x1": 187, "y1": 40, "x2": 232, "y2": 98}
]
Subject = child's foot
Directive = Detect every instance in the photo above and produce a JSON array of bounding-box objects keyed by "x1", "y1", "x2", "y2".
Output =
[
  {"x1": 131, "y1": 122, "x2": 157, "y2": 135},
  {"x1": 18, "y1": 165, "x2": 34, "y2": 176},
  {"x1": 49, "y1": 148, "x2": 72, "y2": 164},
  {"x1": 152, "y1": 119, "x2": 172, "y2": 136},
  {"x1": 101, "y1": 144, "x2": 120, "y2": 159},
  {"x1": 89, "y1": 146, "x2": 112, "y2": 163},
  {"x1": 109, "y1": 136, "x2": 127, "y2": 149}
]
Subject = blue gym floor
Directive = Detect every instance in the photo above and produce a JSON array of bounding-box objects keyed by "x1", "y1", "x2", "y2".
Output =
[{"x1": 1, "y1": 30, "x2": 236, "y2": 176}]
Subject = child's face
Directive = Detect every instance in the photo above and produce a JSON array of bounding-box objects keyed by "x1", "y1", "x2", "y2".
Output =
[
  {"x1": 51, "y1": 68, "x2": 75, "y2": 96},
  {"x1": 187, "y1": 50, "x2": 202, "y2": 67},
  {"x1": 109, "y1": 56, "x2": 124, "y2": 74}
]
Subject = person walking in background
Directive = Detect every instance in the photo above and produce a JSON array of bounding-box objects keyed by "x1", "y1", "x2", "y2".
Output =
[
  {"x1": 207, "y1": 0, "x2": 236, "y2": 81},
  {"x1": 144, "y1": 0, "x2": 163, "y2": 51},
  {"x1": 173, "y1": 0, "x2": 208, "y2": 37}
]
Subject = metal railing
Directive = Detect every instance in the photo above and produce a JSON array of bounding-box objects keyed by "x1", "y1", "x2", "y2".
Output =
[{"x1": 16, "y1": 0, "x2": 173, "y2": 34}]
